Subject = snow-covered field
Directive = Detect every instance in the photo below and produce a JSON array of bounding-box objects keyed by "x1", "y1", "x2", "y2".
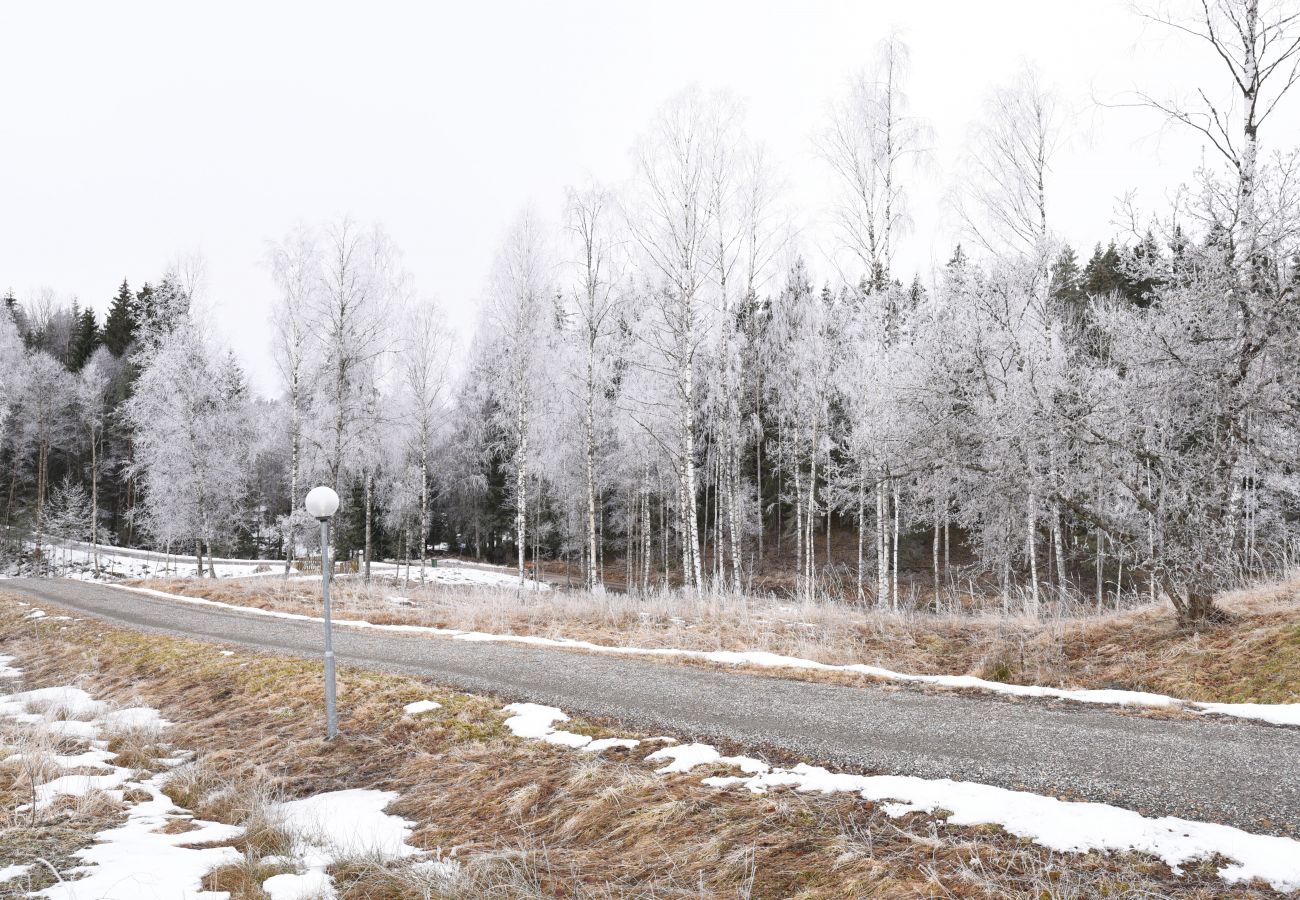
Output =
[
  {"x1": 501, "y1": 701, "x2": 1300, "y2": 894},
  {"x1": 22, "y1": 539, "x2": 546, "y2": 591}
]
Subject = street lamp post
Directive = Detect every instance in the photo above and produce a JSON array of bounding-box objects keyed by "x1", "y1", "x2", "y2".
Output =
[{"x1": 305, "y1": 485, "x2": 341, "y2": 740}]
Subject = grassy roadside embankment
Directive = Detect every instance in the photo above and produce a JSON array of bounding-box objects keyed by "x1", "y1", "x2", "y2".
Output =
[
  {"x1": 1, "y1": 593, "x2": 1289, "y2": 898},
  {"x1": 131, "y1": 575, "x2": 1300, "y2": 705}
]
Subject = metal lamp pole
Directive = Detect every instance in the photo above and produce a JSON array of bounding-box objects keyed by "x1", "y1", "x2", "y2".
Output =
[{"x1": 305, "y1": 486, "x2": 341, "y2": 741}]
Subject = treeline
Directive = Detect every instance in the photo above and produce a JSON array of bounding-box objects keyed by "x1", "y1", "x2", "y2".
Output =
[{"x1": 3, "y1": 1, "x2": 1298, "y2": 624}]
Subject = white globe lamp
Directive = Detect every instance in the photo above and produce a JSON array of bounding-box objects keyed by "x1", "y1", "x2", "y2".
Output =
[{"x1": 305, "y1": 485, "x2": 340, "y2": 520}]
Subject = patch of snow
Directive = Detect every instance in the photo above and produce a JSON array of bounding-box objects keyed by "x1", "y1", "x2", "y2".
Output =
[
  {"x1": 0, "y1": 654, "x2": 21, "y2": 678},
  {"x1": 220, "y1": 650, "x2": 235, "y2": 656},
  {"x1": 275, "y1": 788, "x2": 420, "y2": 868},
  {"x1": 48, "y1": 720, "x2": 100, "y2": 740},
  {"x1": 411, "y1": 854, "x2": 461, "y2": 878},
  {"x1": 38, "y1": 777, "x2": 241, "y2": 900},
  {"x1": 0, "y1": 863, "x2": 33, "y2": 884},
  {"x1": 703, "y1": 763, "x2": 1300, "y2": 893},
  {"x1": 25, "y1": 608, "x2": 47, "y2": 619},
  {"x1": 3, "y1": 686, "x2": 107, "y2": 719},
  {"x1": 263, "y1": 870, "x2": 336, "y2": 900},
  {"x1": 501, "y1": 702, "x2": 591, "y2": 748},
  {"x1": 52, "y1": 747, "x2": 118, "y2": 770},
  {"x1": 374, "y1": 562, "x2": 552, "y2": 592},
  {"x1": 644, "y1": 743, "x2": 768, "y2": 775},
  {"x1": 500, "y1": 697, "x2": 1300, "y2": 895},
  {"x1": 403, "y1": 700, "x2": 441, "y2": 715},
  {"x1": 33, "y1": 769, "x2": 133, "y2": 806},
  {"x1": 104, "y1": 706, "x2": 169, "y2": 731},
  {"x1": 582, "y1": 737, "x2": 640, "y2": 753},
  {"x1": 1195, "y1": 701, "x2": 1300, "y2": 727}
]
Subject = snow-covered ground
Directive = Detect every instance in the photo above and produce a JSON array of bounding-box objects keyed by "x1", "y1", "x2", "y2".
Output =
[
  {"x1": 0, "y1": 666, "x2": 241, "y2": 899},
  {"x1": 500, "y1": 701, "x2": 1300, "y2": 894},
  {"x1": 27, "y1": 538, "x2": 547, "y2": 591},
  {"x1": 114, "y1": 582, "x2": 1300, "y2": 728},
  {"x1": 32, "y1": 541, "x2": 285, "y2": 581},
  {"x1": 263, "y1": 788, "x2": 433, "y2": 900},
  {"x1": 0, "y1": 656, "x2": 452, "y2": 899}
]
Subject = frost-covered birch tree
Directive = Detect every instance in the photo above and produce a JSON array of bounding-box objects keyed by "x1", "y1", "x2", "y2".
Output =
[
  {"x1": 562, "y1": 184, "x2": 626, "y2": 591},
  {"x1": 268, "y1": 224, "x2": 321, "y2": 570},
  {"x1": 485, "y1": 209, "x2": 552, "y2": 589},
  {"x1": 124, "y1": 323, "x2": 254, "y2": 574},
  {"x1": 398, "y1": 298, "x2": 452, "y2": 577}
]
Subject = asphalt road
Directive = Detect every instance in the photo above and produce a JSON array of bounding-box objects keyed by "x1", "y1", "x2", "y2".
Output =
[{"x1": 4, "y1": 577, "x2": 1298, "y2": 834}]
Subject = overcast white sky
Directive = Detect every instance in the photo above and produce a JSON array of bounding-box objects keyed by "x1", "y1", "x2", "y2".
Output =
[{"x1": 2, "y1": 0, "x2": 1288, "y2": 393}]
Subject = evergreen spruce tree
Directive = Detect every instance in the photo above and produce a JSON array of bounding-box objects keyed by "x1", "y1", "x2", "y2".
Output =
[
  {"x1": 1050, "y1": 245, "x2": 1085, "y2": 311},
  {"x1": 69, "y1": 306, "x2": 100, "y2": 370},
  {"x1": 1082, "y1": 241, "x2": 1136, "y2": 301},
  {"x1": 102, "y1": 279, "x2": 137, "y2": 356}
]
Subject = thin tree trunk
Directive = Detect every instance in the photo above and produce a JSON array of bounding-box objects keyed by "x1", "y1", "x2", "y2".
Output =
[
  {"x1": 856, "y1": 477, "x2": 865, "y2": 603},
  {"x1": 875, "y1": 476, "x2": 888, "y2": 607},
  {"x1": 1052, "y1": 502, "x2": 1067, "y2": 596},
  {"x1": 363, "y1": 470, "x2": 373, "y2": 582},
  {"x1": 89, "y1": 426, "x2": 99, "y2": 577},
  {"x1": 891, "y1": 484, "x2": 900, "y2": 612},
  {"x1": 1026, "y1": 493, "x2": 1040, "y2": 618},
  {"x1": 932, "y1": 517, "x2": 940, "y2": 605},
  {"x1": 584, "y1": 337, "x2": 599, "y2": 591}
]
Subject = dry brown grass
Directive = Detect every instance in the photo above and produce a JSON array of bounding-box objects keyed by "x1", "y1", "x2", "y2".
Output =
[
  {"x1": 133, "y1": 573, "x2": 1300, "y2": 705},
  {"x1": 0, "y1": 718, "x2": 131, "y2": 893},
  {"x1": 1, "y1": 592, "x2": 1291, "y2": 898}
]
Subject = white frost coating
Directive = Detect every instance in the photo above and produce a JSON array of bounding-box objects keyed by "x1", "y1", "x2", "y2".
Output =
[
  {"x1": 112, "y1": 584, "x2": 1298, "y2": 727},
  {"x1": 25, "y1": 608, "x2": 47, "y2": 619},
  {"x1": 0, "y1": 654, "x2": 21, "y2": 678},
  {"x1": 501, "y1": 702, "x2": 592, "y2": 747},
  {"x1": 263, "y1": 870, "x2": 336, "y2": 900},
  {"x1": 1194, "y1": 701, "x2": 1300, "y2": 727},
  {"x1": 702, "y1": 763, "x2": 1300, "y2": 893},
  {"x1": 644, "y1": 743, "x2": 769, "y2": 775},
  {"x1": 403, "y1": 699, "x2": 442, "y2": 715}
]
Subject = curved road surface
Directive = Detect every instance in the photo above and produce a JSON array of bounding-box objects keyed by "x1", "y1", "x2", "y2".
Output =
[{"x1": 4, "y1": 578, "x2": 1298, "y2": 834}]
